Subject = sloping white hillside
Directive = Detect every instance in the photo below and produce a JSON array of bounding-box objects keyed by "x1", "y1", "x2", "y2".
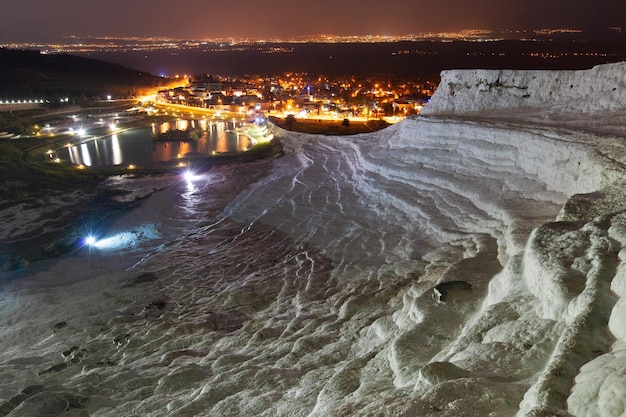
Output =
[{"x1": 1, "y1": 63, "x2": 626, "y2": 417}]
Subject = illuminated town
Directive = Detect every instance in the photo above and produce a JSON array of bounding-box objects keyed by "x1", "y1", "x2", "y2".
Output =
[
  {"x1": 3, "y1": 27, "x2": 625, "y2": 126},
  {"x1": 153, "y1": 72, "x2": 435, "y2": 121},
  {"x1": 1, "y1": 26, "x2": 625, "y2": 143},
  {"x1": 2, "y1": 27, "x2": 623, "y2": 54}
]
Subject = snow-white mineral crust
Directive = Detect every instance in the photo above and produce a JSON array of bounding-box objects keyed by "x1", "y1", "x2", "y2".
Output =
[{"x1": 1, "y1": 62, "x2": 626, "y2": 417}]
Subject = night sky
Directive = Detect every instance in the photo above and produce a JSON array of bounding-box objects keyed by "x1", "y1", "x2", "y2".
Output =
[{"x1": 1, "y1": 0, "x2": 624, "y2": 41}]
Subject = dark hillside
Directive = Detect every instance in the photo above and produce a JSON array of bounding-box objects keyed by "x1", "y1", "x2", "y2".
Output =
[{"x1": 0, "y1": 48, "x2": 167, "y2": 100}]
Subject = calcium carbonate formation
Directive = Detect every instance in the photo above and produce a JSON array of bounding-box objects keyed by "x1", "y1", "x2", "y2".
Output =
[{"x1": 1, "y1": 62, "x2": 625, "y2": 417}]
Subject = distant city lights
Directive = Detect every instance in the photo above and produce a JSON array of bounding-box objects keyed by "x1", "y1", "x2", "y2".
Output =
[{"x1": 0, "y1": 29, "x2": 592, "y2": 55}]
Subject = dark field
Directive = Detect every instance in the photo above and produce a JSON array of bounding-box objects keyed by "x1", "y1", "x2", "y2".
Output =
[{"x1": 82, "y1": 40, "x2": 626, "y2": 78}]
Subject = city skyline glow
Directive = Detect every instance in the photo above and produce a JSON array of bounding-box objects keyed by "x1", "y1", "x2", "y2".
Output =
[{"x1": 0, "y1": 0, "x2": 624, "y2": 43}]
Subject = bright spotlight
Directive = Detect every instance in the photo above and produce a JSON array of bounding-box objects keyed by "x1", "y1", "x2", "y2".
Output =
[
  {"x1": 85, "y1": 236, "x2": 96, "y2": 246},
  {"x1": 183, "y1": 169, "x2": 196, "y2": 182}
]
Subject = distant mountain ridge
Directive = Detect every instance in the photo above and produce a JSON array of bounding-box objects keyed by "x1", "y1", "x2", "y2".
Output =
[{"x1": 0, "y1": 48, "x2": 165, "y2": 99}]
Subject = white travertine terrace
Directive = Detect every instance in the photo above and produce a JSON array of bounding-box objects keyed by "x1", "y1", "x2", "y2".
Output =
[{"x1": 1, "y1": 62, "x2": 625, "y2": 417}]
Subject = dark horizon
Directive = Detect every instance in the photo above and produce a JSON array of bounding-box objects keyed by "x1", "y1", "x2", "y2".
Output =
[
  {"x1": 77, "y1": 40, "x2": 626, "y2": 79},
  {"x1": 1, "y1": 0, "x2": 624, "y2": 43}
]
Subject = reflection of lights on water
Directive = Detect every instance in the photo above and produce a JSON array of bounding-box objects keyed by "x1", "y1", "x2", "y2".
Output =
[
  {"x1": 58, "y1": 120, "x2": 257, "y2": 167},
  {"x1": 80, "y1": 143, "x2": 92, "y2": 166},
  {"x1": 111, "y1": 134, "x2": 122, "y2": 165},
  {"x1": 69, "y1": 146, "x2": 79, "y2": 164},
  {"x1": 183, "y1": 169, "x2": 201, "y2": 195},
  {"x1": 185, "y1": 181, "x2": 197, "y2": 194}
]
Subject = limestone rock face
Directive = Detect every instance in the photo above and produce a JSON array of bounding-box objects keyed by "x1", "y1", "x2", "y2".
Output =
[{"x1": 422, "y1": 62, "x2": 626, "y2": 115}]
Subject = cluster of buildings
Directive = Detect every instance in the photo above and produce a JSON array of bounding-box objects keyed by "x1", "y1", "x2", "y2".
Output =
[{"x1": 156, "y1": 73, "x2": 436, "y2": 120}]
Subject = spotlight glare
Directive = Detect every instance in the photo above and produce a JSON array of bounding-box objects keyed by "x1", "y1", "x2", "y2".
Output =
[
  {"x1": 183, "y1": 170, "x2": 196, "y2": 182},
  {"x1": 85, "y1": 236, "x2": 96, "y2": 246}
]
